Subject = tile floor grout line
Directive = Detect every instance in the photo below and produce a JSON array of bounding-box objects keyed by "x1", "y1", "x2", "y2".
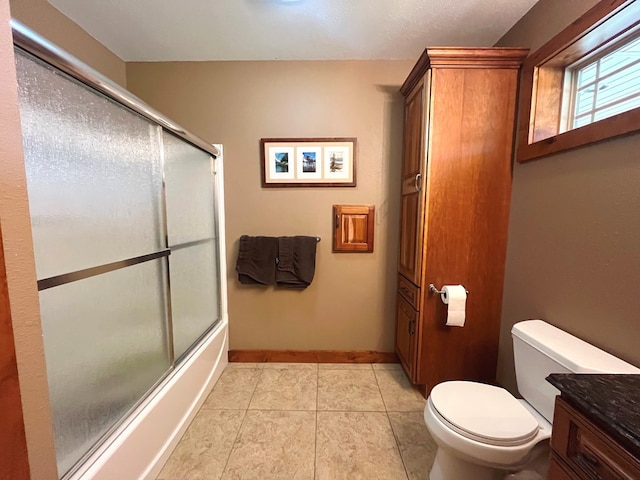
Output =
[
  {"x1": 245, "y1": 363, "x2": 268, "y2": 411},
  {"x1": 219, "y1": 366, "x2": 265, "y2": 479},
  {"x1": 372, "y1": 365, "x2": 390, "y2": 412},
  {"x1": 387, "y1": 411, "x2": 412, "y2": 480},
  {"x1": 239, "y1": 407, "x2": 420, "y2": 413},
  {"x1": 314, "y1": 410, "x2": 319, "y2": 480},
  {"x1": 376, "y1": 364, "x2": 414, "y2": 478},
  {"x1": 206, "y1": 408, "x2": 421, "y2": 412},
  {"x1": 218, "y1": 407, "x2": 248, "y2": 480}
]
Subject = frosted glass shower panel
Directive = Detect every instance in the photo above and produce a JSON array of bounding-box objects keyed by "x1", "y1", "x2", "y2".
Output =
[
  {"x1": 170, "y1": 241, "x2": 220, "y2": 359},
  {"x1": 15, "y1": 52, "x2": 164, "y2": 280},
  {"x1": 39, "y1": 260, "x2": 170, "y2": 476},
  {"x1": 163, "y1": 131, "x2": 220, "y2": 358},
  {"x1": 163, "y1": 131, "x2": 216, "y2": 246}
]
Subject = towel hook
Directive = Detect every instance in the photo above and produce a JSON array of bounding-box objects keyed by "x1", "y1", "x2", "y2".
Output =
[{"x1": 428, "y1": 283, "x2": 469, "y2": 295}]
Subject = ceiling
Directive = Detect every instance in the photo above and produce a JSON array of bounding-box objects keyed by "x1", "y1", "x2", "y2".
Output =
[{"x1": 47, "y1": 0, "x2": 538, "y2": 62}]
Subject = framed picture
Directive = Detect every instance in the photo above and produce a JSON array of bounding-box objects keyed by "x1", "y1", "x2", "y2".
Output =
[{"x1": 260, "y1": 138, "x2": 356, "y2": 187}]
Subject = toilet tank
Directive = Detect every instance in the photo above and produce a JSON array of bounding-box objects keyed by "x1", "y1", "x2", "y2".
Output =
[{"x1": 511, "y1": 319, "x2": 639, "y2": 423}]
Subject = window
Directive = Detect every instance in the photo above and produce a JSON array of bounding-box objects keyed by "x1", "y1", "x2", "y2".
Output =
[
  {"x1": 569, "y1": 34, "x2": 640, "y2": 130},
  {"x1": 517, "y1": 0, "x2": 640, "y2": 163}
]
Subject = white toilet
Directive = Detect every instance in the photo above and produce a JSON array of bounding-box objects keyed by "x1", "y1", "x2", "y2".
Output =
[{"x1": 424, "y1": 319, "x2": 640, "y2": 480}]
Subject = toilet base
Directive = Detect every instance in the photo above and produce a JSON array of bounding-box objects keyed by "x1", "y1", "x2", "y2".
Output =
[{"x1": 429, "y1": 448, "x2": 503, "y2": 480}]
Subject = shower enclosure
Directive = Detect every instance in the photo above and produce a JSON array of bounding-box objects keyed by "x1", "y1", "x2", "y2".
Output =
[{"x1": 12, "y1": 21, "x2": 229, "y2": 480}]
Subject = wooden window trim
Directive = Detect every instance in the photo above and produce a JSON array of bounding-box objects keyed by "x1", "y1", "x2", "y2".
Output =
[{"x1": 517, "y1": 0, "x2": 640, "y2": 163}]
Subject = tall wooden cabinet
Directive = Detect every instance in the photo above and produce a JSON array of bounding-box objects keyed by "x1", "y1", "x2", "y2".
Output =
[{"x1": 395, "y1": 48, "x2": 528, "y2": 393}]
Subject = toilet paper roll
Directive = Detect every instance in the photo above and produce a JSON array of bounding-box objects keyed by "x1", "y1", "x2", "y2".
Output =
[{"x1": 440, "y1": 285, "x2": 467, "y2": 327}]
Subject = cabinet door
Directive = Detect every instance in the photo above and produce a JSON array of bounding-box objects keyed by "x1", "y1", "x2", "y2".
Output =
[
  {"x1": 398, "y1": 74, "x2": 429, "y2": 286},
  {"x1": 548, "y1": 457, "x2": 578, "y2": 480},
  {"x1": 416, "y1": 66, "x2": 524, "y2": 388},
  {"x1": 333, "y1": 204, "x2": 375, "y2": 252},
  {"x1": 552, "y1": 397, "x2": 640, "y2": 480},
  {"x1": 395, "y1": 293, "x2": 418, "y2": 381}
]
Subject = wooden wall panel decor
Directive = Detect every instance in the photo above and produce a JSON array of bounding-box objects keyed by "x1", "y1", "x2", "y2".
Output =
[
  {"x1": 395, "y1": 47, "x2": 528, "y2": 393},
  {"x1": 332, "y1": 204, "x2": 375, "y2": 253},
  {"x1": 0, "y1": 225, "x2": 31, "y2": 479}
]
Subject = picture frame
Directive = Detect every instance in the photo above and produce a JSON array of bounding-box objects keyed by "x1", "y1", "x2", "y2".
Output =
[{"x1": 260, "y1": 138, "x2": 357, "y2": 187}]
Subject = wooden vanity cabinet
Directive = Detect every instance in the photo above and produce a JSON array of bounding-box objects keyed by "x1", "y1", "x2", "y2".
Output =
[
  {"x1": 549, "y1": 396, "x2": 640, "y2": 480},
  {"x1": 394, "y1": 48, "x2": 528, "y2": 392}
]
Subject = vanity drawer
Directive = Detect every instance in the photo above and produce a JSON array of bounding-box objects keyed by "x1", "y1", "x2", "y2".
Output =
[
  {"x1": 397, "y1": 275, "x2": 420, "y2": 310},
  {"x1": 548, "y1": 456, "x2": 579, "y2": 480},
  {"x1": 551, "y1": 397, "x2": 640, "y2": 480}
]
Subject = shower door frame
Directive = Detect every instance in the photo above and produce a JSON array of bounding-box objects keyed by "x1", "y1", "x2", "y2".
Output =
[
  {"x1": 11, "y1": 21, "x2": 219, "y2": 159},
  {"x1": 12, "y1": 19, "x2": 228, "y2": 480}
]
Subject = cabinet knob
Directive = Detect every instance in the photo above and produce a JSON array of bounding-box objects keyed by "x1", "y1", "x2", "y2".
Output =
[{"x1": 414, "y1": 173, "x2": 422, "y2": 192}]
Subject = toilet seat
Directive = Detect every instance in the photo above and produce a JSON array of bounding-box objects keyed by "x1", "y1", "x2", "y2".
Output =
[{"x1": 429, "y1": 381, "x2": 540, "y2": 447}]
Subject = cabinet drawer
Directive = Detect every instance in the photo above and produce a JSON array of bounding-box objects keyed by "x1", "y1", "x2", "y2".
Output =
[
  {"x1": 548, "y1": 455, "x2": 579, "y2": 480},
  {"x1": 552, "y1": 397, "x2": 640, "y2": 480},
  {"x1": 398, "y1": 275, "x2": 420, "y2": 310}
]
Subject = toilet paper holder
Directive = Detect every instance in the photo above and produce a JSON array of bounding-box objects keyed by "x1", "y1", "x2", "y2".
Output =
[{"x1": 428, "y1": 284, "x2": 469, "y2": 296}]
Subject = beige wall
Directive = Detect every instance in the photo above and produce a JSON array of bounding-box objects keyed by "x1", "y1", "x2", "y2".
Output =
[
  {"x1": 0, "y1": 0, "x2": 57, "y2": 477},
  {"x1": 127, "y1": 60, "x2": 413, "y2": 352},
  {"x1": 9, "y1": 0, "x2": 126, "y2": 86},
  {"x1": 496, "y1": 0, "x2": 640, "y2": 392}
]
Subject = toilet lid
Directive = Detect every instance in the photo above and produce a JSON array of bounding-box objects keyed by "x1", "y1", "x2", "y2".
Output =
[{"x1": 430, "y1": 381, "x2": 540, "y2": 446}]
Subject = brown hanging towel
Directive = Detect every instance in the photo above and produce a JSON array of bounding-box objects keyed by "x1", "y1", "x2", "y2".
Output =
[
  {"x1": 236, "y1": 235, "x2": 278, "y2": 285},
  {"x1": 276, "y1": 236, "x2": 317, "y2": 289}
]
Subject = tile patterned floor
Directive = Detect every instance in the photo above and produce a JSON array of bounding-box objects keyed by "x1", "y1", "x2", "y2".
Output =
[{"x1": 156, "y1": 363, "x2": 437, "y2": 480}]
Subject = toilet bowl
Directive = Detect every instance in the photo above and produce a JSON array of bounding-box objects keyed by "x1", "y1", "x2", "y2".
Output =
[
  {"x1": 423, "y1": 319, "x2": 640, "y2": 480},
  {"x1": 424, "y1": 381, "x2": 551, "y2": 480}
]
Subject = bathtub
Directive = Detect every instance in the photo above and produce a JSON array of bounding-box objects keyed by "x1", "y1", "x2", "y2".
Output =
[{"x1": 68, "y1": 317, "x2": 229, "y2": 480}]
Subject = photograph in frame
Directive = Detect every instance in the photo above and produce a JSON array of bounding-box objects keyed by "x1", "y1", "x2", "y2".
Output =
[
  {"x1": 267, "y1": 146, "x2": 295, "y2": 180},
  {"x1": 324, "y1": 146, "x2": 351, "y2": 180},
  {"x1": 260, "y1": 138, "x2": 356, "y2": 187},
  {"x1": 296, "y1": 146, "x2": 323, "y2": 180}
]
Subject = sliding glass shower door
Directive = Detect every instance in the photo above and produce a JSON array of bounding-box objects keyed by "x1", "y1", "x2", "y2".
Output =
[
  {"x1": 163, "y1": 132, "x2": 220, "y2": 360},
  {"x1": 15, "y1": 49, "x2": 221, "y2": 478}
]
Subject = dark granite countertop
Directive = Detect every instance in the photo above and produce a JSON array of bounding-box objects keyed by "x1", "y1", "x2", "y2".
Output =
[{"x1": 546, "y1": 374, "x2": 640, "y2": 458}]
